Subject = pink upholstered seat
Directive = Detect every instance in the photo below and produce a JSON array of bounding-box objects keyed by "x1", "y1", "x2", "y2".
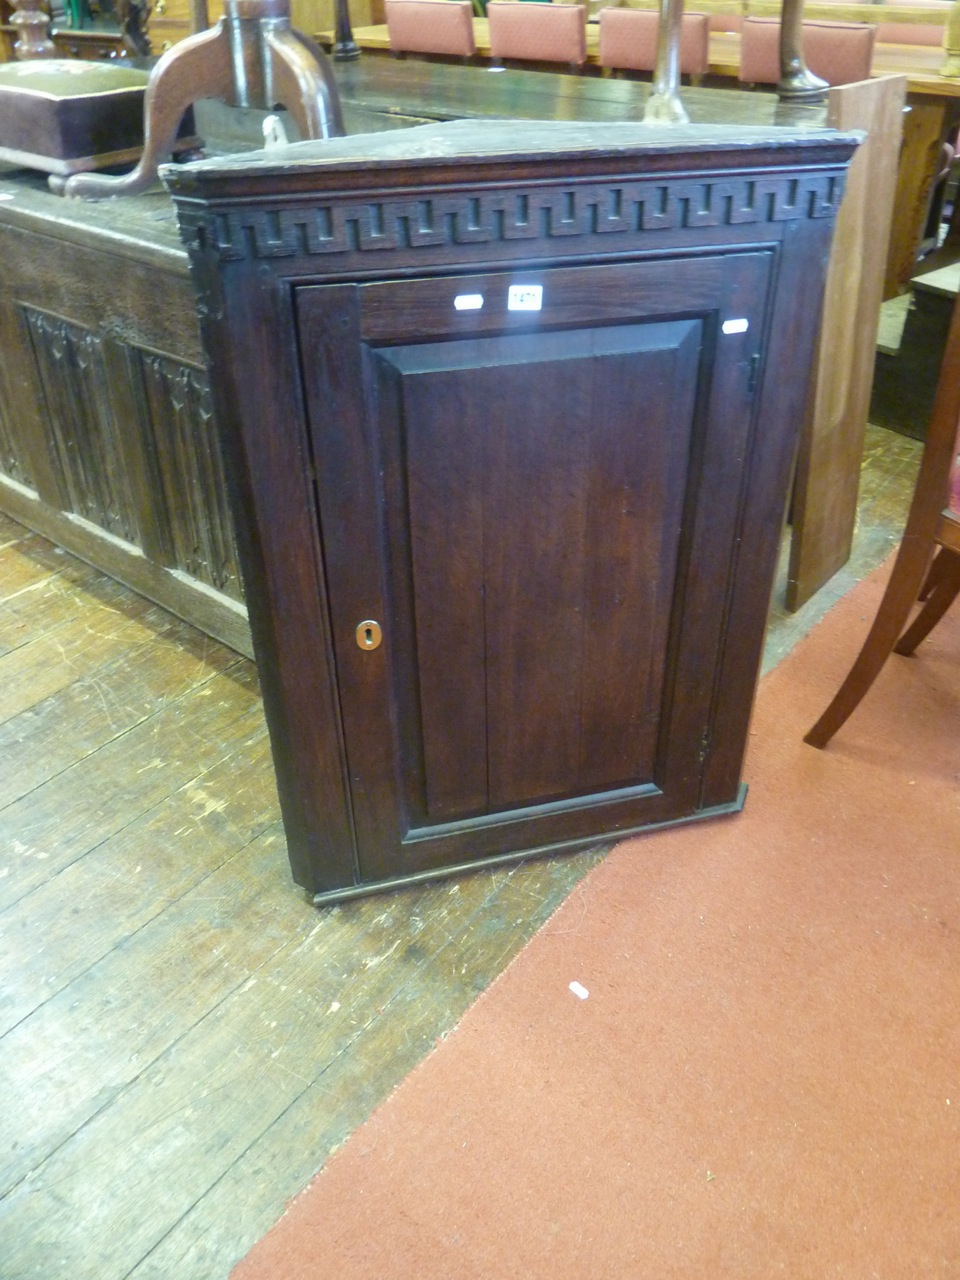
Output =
[
  {"x1": 876, "y1": 0, "x2": 949, "y2": 46},
  {"x1": 709, "y1": 13, "x2": 741, "y2": 32},
  {"x1": 736, "y1": 19, "x2": 780, "y2": 84},
  {"x1": 738, "y1": 16, "x2": 876, "y2": 87},
  {"x1": 487, "y1": 1, "x2": 588, "y2": 66},
  {"x1": 385, "y1": 0, "x2": 476, "y2": 57},
  {"x1": 598, "y1": 7, "x2": 709, "y2": 76}
]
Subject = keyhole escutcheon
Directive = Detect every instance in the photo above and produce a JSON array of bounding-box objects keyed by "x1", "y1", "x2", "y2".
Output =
[{"x1": 356, "y1": 620, "x2": 382, "y2": 651}]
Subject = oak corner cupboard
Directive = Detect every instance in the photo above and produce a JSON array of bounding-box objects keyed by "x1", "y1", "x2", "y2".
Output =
[{"x1": 165, "y1": 118, "x2": 858, "y2": 904}]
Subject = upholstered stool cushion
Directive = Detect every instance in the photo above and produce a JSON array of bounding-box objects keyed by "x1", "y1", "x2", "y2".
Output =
[
  {"x1": 385, "y1": 0, "x2": 476, "y2": 56},
  {"x1": 0, "y1": 60, "x2": 197, "y2": 177},
  {"x1": 487, "y1": 1, "x2": 588, "y2": 65}
]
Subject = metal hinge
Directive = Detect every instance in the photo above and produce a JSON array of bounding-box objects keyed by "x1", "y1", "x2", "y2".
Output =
[{"x1": 747, "y1": 351, "x2": 762, "y2": 398}]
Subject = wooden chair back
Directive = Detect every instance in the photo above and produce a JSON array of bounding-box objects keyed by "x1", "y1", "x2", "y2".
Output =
[
  {"x1": 487, "y1": 0, "x2": 588, "y2": 66},
  {"x1": 385, "y1": 0, "x2": 476, "y2": 57},
  {"x1": 598, "y1": 7, "x2": 709, "y2": 76},
  {"x1": 876, "y1": 0, "x2": 949, "y2": 47},
  {"x1": 739, "y1": 16, "x2": 877, "y2": 87}
]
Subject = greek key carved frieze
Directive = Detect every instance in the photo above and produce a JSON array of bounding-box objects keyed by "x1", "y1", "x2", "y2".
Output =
[{"x1": 184, "y1": 170, "x2": 845, "y2": 262}]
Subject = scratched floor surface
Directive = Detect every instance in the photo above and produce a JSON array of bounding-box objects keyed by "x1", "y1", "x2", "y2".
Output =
[{"x1": 0, "y1": 423, "x2": 921, "y2": 1280}]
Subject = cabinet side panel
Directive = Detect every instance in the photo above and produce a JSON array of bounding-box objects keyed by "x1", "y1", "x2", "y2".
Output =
[
  {"x1": 199, "y1": 266, "x2": 359, "y2": 892},
  {"x1": 700, "y1": 218, "x2": 838, "y2": 808}
]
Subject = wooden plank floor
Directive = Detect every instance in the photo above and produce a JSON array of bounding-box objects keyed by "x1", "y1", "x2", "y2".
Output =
[{"x1": 0, "y1": 422, "x2": 922, "y2": 1279}]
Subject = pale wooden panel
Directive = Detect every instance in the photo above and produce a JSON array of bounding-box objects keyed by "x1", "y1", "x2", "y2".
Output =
[{"x1": 788, "y1": 75, "x2": 908, "y2": 609}]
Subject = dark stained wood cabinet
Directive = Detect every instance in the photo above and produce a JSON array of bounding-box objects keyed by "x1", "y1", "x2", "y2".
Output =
[{"x1": 166, "y1": 119, "x2": 857, "y2": 902}]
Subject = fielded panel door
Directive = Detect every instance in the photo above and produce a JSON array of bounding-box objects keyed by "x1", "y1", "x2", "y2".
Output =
[{"x1": 296, "y1": 250, "x2": 774, "y2": 886}]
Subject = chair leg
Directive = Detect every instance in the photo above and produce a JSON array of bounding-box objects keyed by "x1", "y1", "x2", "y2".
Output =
[
  {"x1": 894, "y1": 546, "x2": 960, "y2": 655},
  {"x1": 806, "y1": 259, "x2": 960, "y2": 749},
  {"x1": 803, "y1": 535, "x2": 937, "y2": 748}
]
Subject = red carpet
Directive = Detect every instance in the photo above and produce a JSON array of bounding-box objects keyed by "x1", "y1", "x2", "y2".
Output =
[{"x1": 234, "y1": 565, "x2": 960, "y2": 1279}]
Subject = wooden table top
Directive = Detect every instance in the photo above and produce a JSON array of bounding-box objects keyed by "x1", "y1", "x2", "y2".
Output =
[
  {"x1": 328, "y1": 52, "x2": 831, "y2": 127},
  {"x1": 326, "y1": 20, "x2": 960, "y2": 98}
]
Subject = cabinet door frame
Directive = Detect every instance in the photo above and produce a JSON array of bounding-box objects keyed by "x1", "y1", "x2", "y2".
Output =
[{"x1": 296, "y1": 247, "x2": 775, "y2": 887}]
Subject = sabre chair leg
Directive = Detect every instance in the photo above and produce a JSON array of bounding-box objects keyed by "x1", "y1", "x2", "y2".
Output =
[
  {"x1": 803, "y1": 537, "x2": 938, "y2": 747},
  {"x1": 894, "y1": 546, "x2": 960, "y2": 656},
  {"x1": 54, "y1": 23, "x2": 235, "y2": 200}
]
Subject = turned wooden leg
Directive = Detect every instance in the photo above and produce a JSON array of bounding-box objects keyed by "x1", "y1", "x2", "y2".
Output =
[
  {"x1": 53, "y1": 23, "x2": 234, "y2": 200},
  {"x1": 893, "y1": 546, "x2": 960, "y2": 655},
  {"x1": 332, "y1": 0, "x2": 360, "y2": 61},
  {"x1": 644, "y1": 0, "x2": 688, "y2": 124},
  {"x1": 263, "y1": 25, "x2": 346, "y2": 139},
  {"x1": 778, "y1": 0, "x2": 827, "y2": 100},
  {"x1": 9, "y1": 0, "x2": 55, "y2": 58}
]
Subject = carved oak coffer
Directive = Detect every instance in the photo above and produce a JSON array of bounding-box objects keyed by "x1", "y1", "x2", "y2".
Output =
[{"x1": 166, "y1": 120, "x2": 857, "y2": 903}]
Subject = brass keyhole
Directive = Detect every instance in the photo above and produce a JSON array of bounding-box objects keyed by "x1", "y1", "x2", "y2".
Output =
[{"x1": 356, "y1": 620, "x2": 382, "y2": 651}]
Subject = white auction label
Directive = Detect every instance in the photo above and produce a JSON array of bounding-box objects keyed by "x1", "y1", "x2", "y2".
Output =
[
  {"x1": 721, "y1": 318, "x2": 749, "y2": 335},
  {"x1": 508, "y1": 284, "x2": 543, "y2": 312},
  {"x1": 454, "y1": 294, "x2": 484, "y2": 311}
]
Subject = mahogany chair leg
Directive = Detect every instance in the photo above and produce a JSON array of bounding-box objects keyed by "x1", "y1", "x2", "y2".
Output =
[
  {"x1": 894, "y1": 546, "x2": 960, "y2": 655},
  {"x1": 802, "y1": 535, "x2": 937, "y2": 747},
  {"x1": 918, "y1": 537, "x2": 956, "y2": 602},
  {"x1": 805, "y1": 282, "x2": 960, "y2": 749}
]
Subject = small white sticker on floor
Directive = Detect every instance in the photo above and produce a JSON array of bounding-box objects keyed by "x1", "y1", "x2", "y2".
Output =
[{"x1": 569, "y1": 981, "x2": 589, "y2": 1000}]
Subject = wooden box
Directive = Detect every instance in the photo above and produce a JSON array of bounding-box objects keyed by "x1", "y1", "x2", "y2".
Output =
[{"x1": 166, "y1": 119, "x2": 857, "y2": 903}]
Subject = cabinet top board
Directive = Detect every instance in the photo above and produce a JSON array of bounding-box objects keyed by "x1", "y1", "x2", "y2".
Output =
[{"x1": 162, "y1": 117, "x2": 861, "y2": 196}]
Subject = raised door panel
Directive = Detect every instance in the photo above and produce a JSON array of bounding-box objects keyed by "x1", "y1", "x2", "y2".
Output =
[
  {"x1": 296, "y1": 250, "x2": 773, "y2": 887},
  {"x1": 379, "y1": 323, "x2": 699, "y2": 820}
]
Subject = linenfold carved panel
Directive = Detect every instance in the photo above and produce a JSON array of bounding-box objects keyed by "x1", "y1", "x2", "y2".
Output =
[
  {"x1": 20, "y1": 305, "x2": 241, "y2": 601},
  {"x1": 0, "y1": 372, "x2": 31, "y2": 488},
  {"x1": 139, "y1": 352, "x2": 242, "y2": 600},
  {"x1": 24, "y1": 308, "x2": 140, "y2": 543},
  {"x1": 184, "y1": 171, "x2": 846, "y2": 263}
]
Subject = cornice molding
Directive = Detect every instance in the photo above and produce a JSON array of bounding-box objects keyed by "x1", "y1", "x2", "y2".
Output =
[{"x1": 178, "y1": 169, "x2": 847, "y2": 263}]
